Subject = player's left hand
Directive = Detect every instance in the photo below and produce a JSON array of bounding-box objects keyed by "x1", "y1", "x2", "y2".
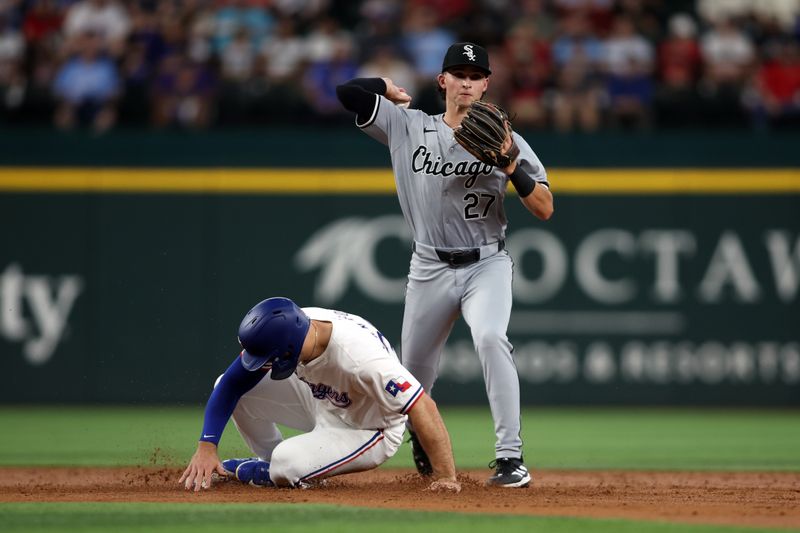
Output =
[
  {"x1": 179, "y1": 441, "x2": 228, "y2": 492},
  {"x1": 428, "y1": 478, "x2": 462, "y2": 493}
]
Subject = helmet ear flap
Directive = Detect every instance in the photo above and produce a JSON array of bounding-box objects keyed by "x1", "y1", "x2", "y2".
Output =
[{"x1": 270, "y1": 350, "x2": 300, "y2": 380}]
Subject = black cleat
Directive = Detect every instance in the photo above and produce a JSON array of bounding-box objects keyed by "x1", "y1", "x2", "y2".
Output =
[
  {"x1": 486, "y1": 457, "x2": 531, "y2": 488},
  {"x1": 408, "y1": 430, "x2": 433, "y2": 476}
]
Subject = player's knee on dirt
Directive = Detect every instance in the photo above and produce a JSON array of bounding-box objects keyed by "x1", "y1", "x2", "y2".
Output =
[{"x1": 267, "y1": 442, "x2": 302, "y2": 487}]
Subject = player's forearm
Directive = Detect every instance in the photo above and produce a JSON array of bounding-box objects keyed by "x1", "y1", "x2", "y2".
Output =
[
  {"x1": 520, "y1": 182, "x2": 554, "y2": 221},
  {"x1": 504, "y1": 158, "x2": 553, "y2": 220},
  {"x1": 200, "y1": 356, "x2": 266, "y2": 445},
  {"x1": 407, "y1": 394, "x2": 457, "y2": 480}
]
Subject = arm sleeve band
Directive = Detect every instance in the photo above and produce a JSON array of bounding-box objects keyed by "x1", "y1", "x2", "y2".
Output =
[
  {"x1": 509, "y1": 165, "x2": 537, "y2": 198},
  {"x1": 336, "y1": 78, "x2": 387, "y2": 124},
  {"x1": 199, "y1": 357, "x2": 267, "y2": 445}
]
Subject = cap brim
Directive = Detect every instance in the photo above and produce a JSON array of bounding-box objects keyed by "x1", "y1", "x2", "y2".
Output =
[
  {"x1": 443, "y1": 64, "x2": 491, "y2": 75},
  {"x1": 240, "y1": 349, "x2": 269, "y2": 371}
]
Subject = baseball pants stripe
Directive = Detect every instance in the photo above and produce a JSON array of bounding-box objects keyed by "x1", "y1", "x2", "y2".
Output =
[{"x1": 300, "y1": 430, "x2": 385, "y2": 481}]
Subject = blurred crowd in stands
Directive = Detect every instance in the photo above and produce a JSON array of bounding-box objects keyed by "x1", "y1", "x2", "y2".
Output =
[{"x1": 1, "y1": 0, "x2": 798, "y2": 133}]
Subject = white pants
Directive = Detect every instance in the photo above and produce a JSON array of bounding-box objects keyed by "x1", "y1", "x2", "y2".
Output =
[{"x1": 218, "y1": 373, "x2": 405, "y2": 487}]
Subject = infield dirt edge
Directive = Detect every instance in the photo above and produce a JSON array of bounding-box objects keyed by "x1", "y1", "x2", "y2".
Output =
[{"x1": 1, "y1": 467, "x2": 798, "y2": 529}]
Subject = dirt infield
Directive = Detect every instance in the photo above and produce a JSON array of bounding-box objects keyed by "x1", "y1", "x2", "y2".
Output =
[{"x1": 1, "y1": 467, "x2": 799, "y2": 529}]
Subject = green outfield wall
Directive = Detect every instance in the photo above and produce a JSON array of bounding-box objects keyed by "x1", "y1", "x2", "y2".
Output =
[
  {"x1": 2, "y1": 127, "x2": 800, "y2": 168},
  {"x1": 1, "y1": 164, "x2": 798, "y2": 405}
]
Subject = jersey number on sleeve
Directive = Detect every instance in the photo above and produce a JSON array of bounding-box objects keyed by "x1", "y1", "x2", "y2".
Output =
[{"x1": 463, "y1": 193, "x2": 496, "y2": 219}]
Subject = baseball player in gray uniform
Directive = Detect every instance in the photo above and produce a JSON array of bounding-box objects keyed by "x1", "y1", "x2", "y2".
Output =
[
  {"x1": 180, "y1": 297, "x2": 460, "y2": 493},
  {"x1": 336, "y1": 42, "x2": 553, "y2": 488}
]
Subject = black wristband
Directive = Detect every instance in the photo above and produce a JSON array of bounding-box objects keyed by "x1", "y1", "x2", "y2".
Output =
[{"x1": 509, "y1": 166, "x2": 536, "y2": 198}]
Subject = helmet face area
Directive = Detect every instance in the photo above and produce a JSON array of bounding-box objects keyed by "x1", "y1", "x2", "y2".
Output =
[{"x1": 237, "y1": 297, "x2": 311, "y2": 379}]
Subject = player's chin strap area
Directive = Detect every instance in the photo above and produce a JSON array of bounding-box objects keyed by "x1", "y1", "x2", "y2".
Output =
[{"x1": 412, "y1": 240, "x2": 505, "y2": 267}]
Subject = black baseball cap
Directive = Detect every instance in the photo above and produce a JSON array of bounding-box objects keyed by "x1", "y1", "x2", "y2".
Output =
[{"x1": 441, "y1": 42, "x2": 491, "y2": 75}]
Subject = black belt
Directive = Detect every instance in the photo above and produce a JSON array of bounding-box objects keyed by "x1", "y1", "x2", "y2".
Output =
[
  {"x1": 425, "y1": 240, "x2": 505, "y2": 267},
  {"x1": 435, "y1": 248, "x2": 480, "y2": 266}
]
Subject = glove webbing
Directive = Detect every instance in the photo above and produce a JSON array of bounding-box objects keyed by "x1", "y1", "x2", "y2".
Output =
[
  {"x1": 456, "y1": 102, "x2": 520, "y2": 167},
  {"x1": 463, "y1": 106, "x2": 506, "y2": 151}
]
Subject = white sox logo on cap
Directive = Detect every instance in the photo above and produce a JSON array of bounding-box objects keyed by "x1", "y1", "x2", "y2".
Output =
[{"x1": 463, "y1": 44, "x2": 476, "y2": 61}]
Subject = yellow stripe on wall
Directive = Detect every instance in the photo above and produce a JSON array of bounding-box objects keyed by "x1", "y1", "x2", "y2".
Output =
[
  {"x1": 0, "y1": 168, "x2": 392, "y2": 194},
  {"x1": 0, "y1": 168, "x2": 799, "y2": 194},
  {"x1": 554, "y1": 169, "x2": 800, "y2": 194}
]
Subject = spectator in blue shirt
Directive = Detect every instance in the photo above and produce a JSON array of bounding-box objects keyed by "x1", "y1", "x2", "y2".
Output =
[
  {"x1": 551, "y1": 12, "x2": 604, "y2": 68},
  {"x1": 302, "y1": 37, "x2": 358, "y2": 119},
  {"x1": 53, "y1": 30, "x2": 119, "y2": 132},
  {"x1": 212, "y1": 0, "x2": 273, "y2": 54}
]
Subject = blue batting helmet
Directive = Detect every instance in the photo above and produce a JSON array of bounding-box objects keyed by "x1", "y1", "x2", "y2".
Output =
[{"x1": 237, "y1": 297, "x2": 310, "y2": 380}]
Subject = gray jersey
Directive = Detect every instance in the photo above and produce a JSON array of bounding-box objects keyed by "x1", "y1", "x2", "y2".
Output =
[{"x1": 360, "y1": 95, "x2": 549, "y2": 249}]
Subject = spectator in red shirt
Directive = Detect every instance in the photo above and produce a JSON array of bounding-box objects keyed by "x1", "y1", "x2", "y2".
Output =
[
  {"x1": 653, "y1": 13, "x2": 703, "y2": 127},
  {"x1": 504, "y1": 20, "x2": 552, "y2": 128},
  {"x1": 22, "y1": 0, "x2": 63, "y2": 44},
  {"x1": 659, "y1": 13, "x2": 701, "y2": 89},
  {"x1": 750, "y1": 39, "x2": 800, "y2": 128}
]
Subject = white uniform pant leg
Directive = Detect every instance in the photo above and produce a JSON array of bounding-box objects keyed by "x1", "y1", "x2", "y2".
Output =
[
  {"x1": 269, "y1": 421, "x2": 405, "y2": 487},
  {"x1": 226, "y1": 372, "x2": 316, "y2": 461},
  {"x1": 460, "y1": 252, "x2": 523, "y2": 459},
  {"x1": 401, "y1": 254, "x2": 461, "y2": 394}
]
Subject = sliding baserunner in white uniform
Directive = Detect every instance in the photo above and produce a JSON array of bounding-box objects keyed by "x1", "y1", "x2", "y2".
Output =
[{"x1": 180, "y1": 297, "x2": 460, "y2": 493}]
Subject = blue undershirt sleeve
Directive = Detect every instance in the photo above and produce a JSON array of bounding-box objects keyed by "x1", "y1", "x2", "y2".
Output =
[{"x1": 198, "y1": 356, "x2": 267, "y2": 446}]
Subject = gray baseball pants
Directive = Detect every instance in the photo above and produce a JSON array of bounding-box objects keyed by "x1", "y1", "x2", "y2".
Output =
[{"x1": 400, "y1": 245, "x2": 523, "y2": 459}]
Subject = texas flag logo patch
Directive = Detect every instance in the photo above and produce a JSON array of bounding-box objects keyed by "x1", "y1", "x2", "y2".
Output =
[{"x1": 385, "y1": 378, "x2": 412, "y2": 397}]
